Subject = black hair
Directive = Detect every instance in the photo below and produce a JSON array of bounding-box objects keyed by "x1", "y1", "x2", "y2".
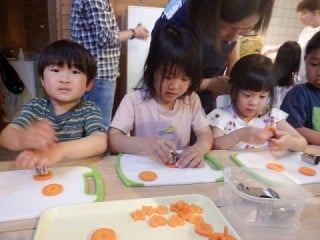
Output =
[
  {"x1": 273, "y1": 41, "x2": 301, "y2": 87},
  {"x1": 187, "y1": 0, "x2": 274, "y2": 47},
  {"x1": 38, "y1": 39, "x2": 97, "y2": 85},
  {"x1": 297, "y1": 0, "x2": 320, "y2": 12},
  {"x1": 230, "y1": 54, "x2": 275, "y2": 109},
  {"x1": 138, "y1": 22, "x2": 202, "y2": 99},
  {"x1": 305, "y1": 31, "x2": 320, "y2": 56}
]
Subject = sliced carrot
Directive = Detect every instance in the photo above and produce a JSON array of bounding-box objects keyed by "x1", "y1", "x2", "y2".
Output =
[
  {"x1": 149, "y1": 214, "x2": 167, "y2": 228},
  {"x1": 266, "y1": 126, "x2": 277, "y2": 135},
  {"x1": 190, "y1": 203, "x2": 204, "y2": 214},
  {"x1": 267, "y1": 162, "x2": 285, "y2": 172},
  {"x1": 168, "y1": 214, "x2": 185, "y2": 227},
  {"x1": 299, "y1": 166, "x2": 317, "y2": 176},
  {"x1": 170, "y1": 200, "x2": 189, "y2": 213},
  {"x1": 188, "y1": 214, "x2": 204, "y2": 224},
  {"x1": 138, "y1": 171, "x2": 158, "y2": 181},
  {"x1": 194, "y1": 222, "x2": 213, "y2": 237},
  {"x1": 130, "y1": 209, "x2": 146, "y2": 221},
  {"x1": 177, "y1": 206, "x2": 193, "y2": 220},
  {"x1": 165, "y1": 163, "x2": 177, "y2": 168},
  {"x1": 155, "y1": 205, "x2": 169, "y2": 214},
  {"x1": 91, "y1": 228, "x2": 116, "y2": 240},
  {"x1": 33, "y1": 171, "x2": 53, "y2": 181},
  {"x1": 42, "y1": 183, "x2": 63, "y2": 196},
  {"x1": 141, "y1": 205, "x2": 156, "y2": 216}
]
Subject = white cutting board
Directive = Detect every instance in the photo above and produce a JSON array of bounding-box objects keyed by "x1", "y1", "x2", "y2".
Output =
[
  {"x1": 0, "y1": 166, "x2": 100, "y2": 222},
  {"x1": 233, "y1": 151, "x2": 320, "y2": 184},
  {"x1": 117, "y1": 154, "x2": 223, "y2": 187}
]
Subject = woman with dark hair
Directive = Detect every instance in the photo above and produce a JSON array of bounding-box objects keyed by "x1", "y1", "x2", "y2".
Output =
[{"x1": 154, "y1": 0, "x2": 275, "y2": 113}]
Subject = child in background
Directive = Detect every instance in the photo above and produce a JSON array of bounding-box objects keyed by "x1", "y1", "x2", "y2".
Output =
[
  {"x1": 281, "y1": 31, "x2": 320, "y2": 145},
  {"x1": 273, "y1": 41, "x2": 301, "y2": 108},
  {"x1": 296, "y1": 0, "x2": 320, "y2": 82},
  {"x1": 0, "y1": 39, "x2": 107, "y2": 168},
  {"x1": 207, "y1": 54, "x2": 307, "y2": 155},
  {"x1": 108, "y1": 23, "x2": 212, "y2": 168}
]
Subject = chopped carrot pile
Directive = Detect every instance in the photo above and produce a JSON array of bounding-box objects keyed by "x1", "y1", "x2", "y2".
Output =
[{"x1": 129, "y1": 200, "x2": 237, "y2": 239}]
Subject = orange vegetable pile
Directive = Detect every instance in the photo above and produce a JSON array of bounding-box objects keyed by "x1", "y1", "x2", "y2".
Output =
[{"x1": 130, "y1": 200, "x2": 237, "y2": 240}]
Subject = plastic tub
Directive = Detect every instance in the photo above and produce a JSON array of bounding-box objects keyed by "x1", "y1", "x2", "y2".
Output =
[{"x1": 220, "y1": 166, "x2": 309, "y2": 234}]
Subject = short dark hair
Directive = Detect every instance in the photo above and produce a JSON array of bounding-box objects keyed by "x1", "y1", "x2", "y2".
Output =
[
  {"x1": 297, "y1": 0, "x2": 320, "y2": 12},
  {"x1": 273, "y1": 41, "x2": 301, "y2": 87},
  {"x1": 139, "y1": 22, "x2": 202, "y2": 99},
  {"x1": 230, "y1": 54, "x2": 275, "y2": 109},
  {"x1": 38, "y1": 39, "x2": 97, "y2": 84},
  {"x1": 305, "y1": 31, "x2": 320, "y2": 57}
]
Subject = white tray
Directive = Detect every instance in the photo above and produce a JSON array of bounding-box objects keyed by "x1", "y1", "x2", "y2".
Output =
[{"x1": 34, "y1": 194, "x2": 241, "y2": 240}]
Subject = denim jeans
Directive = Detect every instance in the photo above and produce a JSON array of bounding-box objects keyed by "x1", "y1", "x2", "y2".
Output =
[{"x1": 85, "y1": 79, "x2": 116, "y2": 127}]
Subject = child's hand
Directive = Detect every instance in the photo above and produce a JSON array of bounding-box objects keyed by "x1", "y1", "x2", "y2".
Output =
[
  {"x1": 176, "y1": 146, "x2": 204, "y2": 168},
  {"x1": 268, "y1": 130, "x2": 289, "y2": 156},
  {"x1": 148, "y1": 138, "x2": 177, "y2": 165},
  {"x1": 15, "y1": 144, "x2": 63, "y2": 169},
  {"x1": 242, "y1": 127, "x2": 274, "y2": 145},
  {"x1": 21, "y1": 119, "x2": 57, "y2": 150}
]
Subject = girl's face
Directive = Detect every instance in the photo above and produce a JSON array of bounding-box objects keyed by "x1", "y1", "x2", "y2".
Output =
[
  {"x1": 220, "y1": 13, "x2": 260, "y2": 42},
  {"x1": 305, "y1": 48, "x2": 320, "y2": 88},
  {"x1": 154, "y1": 67, "x2": 191, "y2": 109},
  {"x1": 42, "y1": 64, "x2": 92, "y2": 113},
  {"x1": 299, "y1": 10, "x2": 320, "y2": 27},
  {"x1": 235, "y1": 89, "x2": 269, "y2": 122}
]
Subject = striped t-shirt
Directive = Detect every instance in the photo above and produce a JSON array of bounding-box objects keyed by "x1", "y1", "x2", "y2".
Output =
[{"x1": 12, "y1": 98, "x2": 106, "y2": 141}]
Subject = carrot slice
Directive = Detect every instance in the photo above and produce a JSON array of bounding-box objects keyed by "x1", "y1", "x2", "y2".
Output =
[
  {"x1": 42, "y1": 183, "x2": 63, "y2": 196},
  {"x1": 33, "y1": 171, "x2": 53, "y2": 181},
  {"x1": 266, "y1": 126, "x2": 277, "y2": 135},
  {"x1": 194, "y1": 222, "x2": 213, "y2": 237},
  {"x1": 168, "y1": 215, "x2": 185, "y2": 227},
  {"x1": 267, "y1": 162, "x2": 285, "y2": 172},
  {"x1": 149, "y1": 214, "x2": 167, "y2": 228},
  {"x1": 130, "y1": 209, "x2": 146, "y2": 221},
  {"x1": 188, "y1": 214, "x2": 204, "y2": 224},
  {"x1": 138, "y1": 171, "x2": 158, "y2": 181},
  {"x1": 91, "y1": 228, "x2": 116, "y2": 240},
  {"x1": 165, "y1": 163, "x2": 177, "y2": 168},
  {"x1": 155, "y1": 205, "x2": 169, "y2": 214},
  {"x1": 299, "y1": 166, "x2": 316, "y2": 176},
  {"x1": 190, "y1": 203, "x2": 204, "y2": 214}
]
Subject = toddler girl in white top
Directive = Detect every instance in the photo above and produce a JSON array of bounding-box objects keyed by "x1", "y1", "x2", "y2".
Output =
[
  {"x1": 207, "y1": 54, "x2": 307, "y2": 155},
  {"x1": 109, "y1": 22, "x2": 212, "y2": 168}
]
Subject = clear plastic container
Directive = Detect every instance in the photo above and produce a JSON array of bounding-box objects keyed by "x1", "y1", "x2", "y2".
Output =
[{"x1": 220, "y1": 166, "x2": 308, "y2": 234}]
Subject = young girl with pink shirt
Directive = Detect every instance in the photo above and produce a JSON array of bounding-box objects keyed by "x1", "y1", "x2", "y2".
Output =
[{"x1": 108, "y1": 23, "x2": 212, "y2": 168}]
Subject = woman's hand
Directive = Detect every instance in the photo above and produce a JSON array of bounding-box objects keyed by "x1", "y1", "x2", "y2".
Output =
[{"x1": 176, "y1": 146, "x2": 204, "y2": 168}]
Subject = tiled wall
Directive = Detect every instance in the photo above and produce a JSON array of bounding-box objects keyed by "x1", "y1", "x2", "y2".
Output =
[{"x1": 264, "y1": 0, "x2": 303, "y2": 46}]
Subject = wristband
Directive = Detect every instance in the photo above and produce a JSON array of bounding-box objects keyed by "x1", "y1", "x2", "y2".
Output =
[{"x1": 129, "y1": 28, "x2": 135, "y2": 39}]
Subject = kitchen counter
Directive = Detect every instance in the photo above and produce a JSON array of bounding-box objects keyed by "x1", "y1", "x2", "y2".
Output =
[{"x1": 1, "y1": 146, "x2": 320, "y2": 240}]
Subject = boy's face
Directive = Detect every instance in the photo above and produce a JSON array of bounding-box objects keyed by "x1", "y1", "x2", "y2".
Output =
[
  {"x1": 305, "y1": 48, "x2": 320, "y2": 88},
  {"x1": 41, "y1": 64, "x2": 92, "y2": 109}
]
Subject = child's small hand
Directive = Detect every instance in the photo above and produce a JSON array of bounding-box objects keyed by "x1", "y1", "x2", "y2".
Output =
[
  {"x1": 22, "y1": 119, "x2": 57, "y2": 150},
  {"x1": 15, "y1": 143, "x2": 62, "y2": 169},
  {"x1": 268, "y1": 130, "x2": 289, "y2": 156},
  {"x1": 148, "y1": 138, "x2": 177, "y2": 165},
  {"x1": 243, "y1": 127, "x2": 274, "y2": 144},
  {"x1": 175, "y1": 146, "x2": 204, "y2": 168}
]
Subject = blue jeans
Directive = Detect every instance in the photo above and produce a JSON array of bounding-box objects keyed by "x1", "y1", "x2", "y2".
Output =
[{"x1": 85, "y1": 79, "x2": 116, "y2": 127}]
